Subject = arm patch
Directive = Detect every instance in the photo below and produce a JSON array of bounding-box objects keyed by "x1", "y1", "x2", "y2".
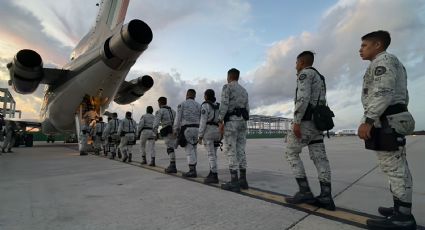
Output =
[
  {"x1": 374, "y1": 66, "x2": 386, "y2": 76},
  {"x1": 298, "y1": 74, "x2": 307, "y2": 80}
]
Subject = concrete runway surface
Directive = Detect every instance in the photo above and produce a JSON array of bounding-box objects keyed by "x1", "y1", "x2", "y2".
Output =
[{"x1": 0, "y1": 136, "x2": 423, "y2": 230}]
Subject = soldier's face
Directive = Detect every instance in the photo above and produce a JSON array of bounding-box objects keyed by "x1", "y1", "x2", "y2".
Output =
[
  {"x1": 359, "y1": 40, "x2": 379, "y2": 61},
  {"x1": 295, "y1": 59, "x2": 303, "y2": 73}
]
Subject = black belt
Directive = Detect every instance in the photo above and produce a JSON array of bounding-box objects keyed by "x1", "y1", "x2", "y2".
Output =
[
  {"x1": 183, "y1": 124, "x2": 199, "y2": 128},
  {"x1": 207, "y1": 122, "x2": 219, "y2": 126},
  {"x1": 381, "y1": 104, "x2": 407, "y2": 118},
  {"x1": 141, "y1": 127, "x2": 152, "y2": 130},
  {"x1": 123, "y1": 131, "x2": 135, "y2": 134}
]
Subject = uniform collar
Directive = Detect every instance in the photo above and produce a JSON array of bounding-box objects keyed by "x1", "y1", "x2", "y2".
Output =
[{"x1": 373, "y1": 51, "x2": 387, "y2": 60}]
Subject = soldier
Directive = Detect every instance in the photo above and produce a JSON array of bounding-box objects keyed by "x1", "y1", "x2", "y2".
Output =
[
  {"x1": 174, "y1": 89, "x2": 201, "y2": 177},
  {"x1": 118, "y1": 111, "x2": 137, "y2": 163},
  {"x1": 358, "y1": 30, "x2": 416, "y2": 229},
  {"x1": 284, "y1": 51, "x2": 335, "y2": 210},
  {"x1": 138, "y1": 106, "x2": 156, "y2": 166},
  {"x1": 92, "y1": 117, "x2": 106, "y2": 155},
  {"x1": 153, "y1": 97, "x2": 177, "y2": 173},
  {"x1": 198, "y1": 89, "x2": 221, "y2": 184},
  {"x1": 79, "y1": 105, "x2": 98, "y2": 155},
  {"x1": 103, "y1": 112, "x2": 121, "y2": 159},
  {"x1": 2, "y1": 120, "x2": 16, "y2": 153},
  {"x1": 218, "y1": 68, "x2": 249, "y2": 192}
]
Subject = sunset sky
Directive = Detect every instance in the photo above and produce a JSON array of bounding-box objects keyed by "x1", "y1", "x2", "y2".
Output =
[{"x1": 0, "y1": 0, "x2": 424, "y2": 130}]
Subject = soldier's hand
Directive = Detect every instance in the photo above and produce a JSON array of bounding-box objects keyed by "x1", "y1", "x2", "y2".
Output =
[
  {"x1": 293, "y1": 123, "x2": 302, "y2": 139},
  {"x1": 357, "y1": 123, "x2": 372, "y2": 140},
  {"x1": 198, "y1": 137, "x2": 203, "y2": 145}
]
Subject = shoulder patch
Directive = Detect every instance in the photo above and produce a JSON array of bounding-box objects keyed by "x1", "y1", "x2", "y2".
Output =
[
  {"x1": 374, "y1": 66, "x2": 387, "y2": 76},
  {"x1": 298, "y1": 74, "x2": 307, "y2": 80},
  {"x1": 201, "y1": 109, "x2": 206, "y2": 114}
]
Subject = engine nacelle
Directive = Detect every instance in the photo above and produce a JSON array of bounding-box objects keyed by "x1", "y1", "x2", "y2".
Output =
[
  {"x1": 114, "y1": 75, "x2": 154, "y2": 105},
  {"x1": 101, "y1": 19, "x2": 153, "y2": 70},
  {"x1": 7, "y1": 49, "x2": 43, "y2": 94}
]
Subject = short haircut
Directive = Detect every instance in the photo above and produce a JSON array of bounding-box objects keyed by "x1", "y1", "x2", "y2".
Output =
[
  {"x1": 112, "y1": 112, "x2": 118, "y2": 118},
  {"x1": 228, "y1": 68, "x2": 240, "y2": 80},
  {"x1": 204, "y1": 89, "x2": 216, "y2": 102},
  {"x1": 158, "y1": 97, "x2": 167, "y2": 105},
  {"x1": 297, "y1": 51, "x2": 315, "y2": 66},
  {"x1": 125, "y1": 111, "x2": 132, "y2": 117},
  {"x1": 362, "y1": 30, "x2": 391, "y2": 50},
  {"x1": 187, "y1": 89, "x2": 196, "y2": 98},
  {"x1": 98, "y1": 117, "x2": 103, "y2": 122},
  {"x1": 146, "y1": 106, "x2": 153, "y2": 114}
]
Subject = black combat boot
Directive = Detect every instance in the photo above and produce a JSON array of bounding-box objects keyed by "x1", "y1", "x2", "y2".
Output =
[
  {"x1": 183, "y1": 164, "x2": 197, "y2": 178},
  {"x1": 285, "y1": 177, "x2": 315, "y2": 204},
  {"x1": 141, "y1": 156, "x2": 147, "y2": 165},
  {"x1": 7, "y1": 149, "x2": 13, "y2": 153},
  {"x1": 239, "y1": 168, "x2": 249, "y2": 189},
  {"x1": 117, "y1": 150, "x2": 122, "y2": 159},
  {"x1": 314, "y1": 181, "x2": 336, "y2": 210},
  {"x1": 367, "y1": 198, "x2": 416, "y2": 230},
  {"x1": 128, "y1": 153, "x2": 132, "y2": 163},
  {"x1": 221, "y1": 170, "x2": 241, "y2": 192},
  {"x1": 378, "y1": 206, "x2": 394, "y2": 217},
  {"x1": 164, "y1": 161, "x2": 177, "y2": 174},
  {"x1": 1, "y1": 149, "x2": 5, "y2": 153},
  {"x1": 109, "y1": 152, "x2": 115, "y2": 159},
  {"x1": 122, "y1": 153, "x2": 128, "y2": 162},
  {"x1": 204, "y1": 171, "x2": 219, "y2": 184},
  {"x1": 148, "y1": 157, "x2": 155, "y2": 167}
]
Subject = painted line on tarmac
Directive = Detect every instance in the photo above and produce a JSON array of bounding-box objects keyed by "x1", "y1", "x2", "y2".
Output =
[{"x1": 88, "y1": 153, "x2": 423, "y2": 229}]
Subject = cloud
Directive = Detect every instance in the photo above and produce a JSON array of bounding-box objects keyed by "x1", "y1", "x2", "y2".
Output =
[{"x1": 246, "y1": 0, "x2": 425, "y2": 129}]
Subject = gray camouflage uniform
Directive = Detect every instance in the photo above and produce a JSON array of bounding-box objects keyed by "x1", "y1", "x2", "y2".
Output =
[
  {"x1": 361, "y1": 51, "x2": 414, "y2": 203},
  {"x1": 103, "y1": 118, "x2": 120, "y2": 155},
  {"x1": 118, "y1": 117, "x2": 137, "y2": 158},
  {"x1": 92, "y1": 121, "x2": 106, "y2": 154},
  {"x1": 218, "y1": 81, "x2": 249, "y2": 171},
  {"x1": 153, "y1": 106, "x2": 177, "y2": 161},
  {"x1": 285, "y1": 67, "x2": 331, "y2": 183},
  {"x1": 199, "y1": 101, "x2": 221, "y2": 173},
  {"x1": 174, "y1": 98, "x2": 201, "y2": 165},
  {"x1": 2, "y1": 121, "x2": 16, "y2": 152},
  {"x1": 138, "y1": 113, "x2": 156, "y2": 158}
]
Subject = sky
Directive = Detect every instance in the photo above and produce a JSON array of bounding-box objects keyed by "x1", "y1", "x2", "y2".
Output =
[{"x1": 0, "y1": 0, "x2": 424, "y2": 131}]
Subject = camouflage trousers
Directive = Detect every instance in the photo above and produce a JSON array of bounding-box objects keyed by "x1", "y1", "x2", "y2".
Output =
[
  {"x1": 285, "y1": 121, "x2": 331, "y2": 183},
  {"x1": 93, "y1": 136, "x2": 104, "y2": 152},
  {"x1": 376, "y1": 147, "x2": 413, "y2": 203},
  {"x1": 184, "y1": 127, "x2": 199, "y2": 165},
  {"x1": 204, "y1": 139, "x2": 218, "y2": 173},
  {"x1": 140, "y1": 130, "x2": 156, "y2": 158},
  {"x1": 2, "y1": 133, "x2": 15, "y2": 150},
  {"x1": 223, "y1": 120, "x2": 247, "y2": 171},
  {"x1": 119, "y1": 134, "x2": 135, "y2": 157},
  {"x1": 164, "y1": 134, "x2": 176, "y2": 161}
]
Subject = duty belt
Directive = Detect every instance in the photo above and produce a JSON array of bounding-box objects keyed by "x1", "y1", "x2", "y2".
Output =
[
  {"x1": 381, "y1": 104, "x2": 407, "y2": 118},
  {"x1": 183, "y1": 124, "x2": 199, "y2": 128},
  {"x1": 141, "y1": 127, "x2": 153, "y2": 131}
]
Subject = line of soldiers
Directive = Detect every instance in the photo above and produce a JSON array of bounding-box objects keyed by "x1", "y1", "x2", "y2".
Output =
[{"x1": 80, "y1": 30, "x2": 416, "y2": 230}]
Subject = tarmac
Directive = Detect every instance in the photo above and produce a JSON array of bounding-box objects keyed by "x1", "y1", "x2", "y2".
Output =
[{"x1": 0, "y1": 136, "x2": 424, "y2": 230}]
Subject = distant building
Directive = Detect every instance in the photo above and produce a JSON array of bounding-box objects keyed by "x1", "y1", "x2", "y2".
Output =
[
  {"x1": 0, "y1": 88, "x2": 22, "y2": 118},
  {"x1": 248, "y1": 115, "x2": 292, "y2": 135},
  {"x1": 335, "y1": 129, "x2": 357, "y2": 136}
]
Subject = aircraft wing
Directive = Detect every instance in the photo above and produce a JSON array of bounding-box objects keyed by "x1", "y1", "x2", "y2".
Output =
[{"x1": 5, "y1": 118, "x2": 42, "y2": 130}]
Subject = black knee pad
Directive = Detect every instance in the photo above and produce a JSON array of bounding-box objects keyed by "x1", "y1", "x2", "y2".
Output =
[{"x1": 167, "y1": 148, "x2": 174, "y2": 154}]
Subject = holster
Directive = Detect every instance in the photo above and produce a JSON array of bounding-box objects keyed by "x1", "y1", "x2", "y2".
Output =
[
  {"x1": 178, "y1": 126, "x2": 188, "y2": 147},
  {"x1": 159, "y1": 125, "x2": 173, "y2": 137},
  {"x1": 365, "y1": 119, "x2": 406, "y2": 151}
]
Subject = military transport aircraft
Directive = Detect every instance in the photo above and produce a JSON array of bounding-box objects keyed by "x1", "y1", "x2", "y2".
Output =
[{"x1": 5, "y1": 0, "x2": 154, "y2": 153}]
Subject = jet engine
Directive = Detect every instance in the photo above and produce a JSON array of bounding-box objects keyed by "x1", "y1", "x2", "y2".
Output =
[
  {"x1": 7, "y1": 49, "x2": 43, "y2": 94},
  {"x1": 114, "y1": 75, "x2": 154, "y2": 105},
  {"x1": 102, "y1": 19, "x2": 153, "y2": 70}
]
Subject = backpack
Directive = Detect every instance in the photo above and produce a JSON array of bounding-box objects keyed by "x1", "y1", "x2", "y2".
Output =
[{"x1": 306, "y1": 67, "x2": 335, "y2": 134}]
